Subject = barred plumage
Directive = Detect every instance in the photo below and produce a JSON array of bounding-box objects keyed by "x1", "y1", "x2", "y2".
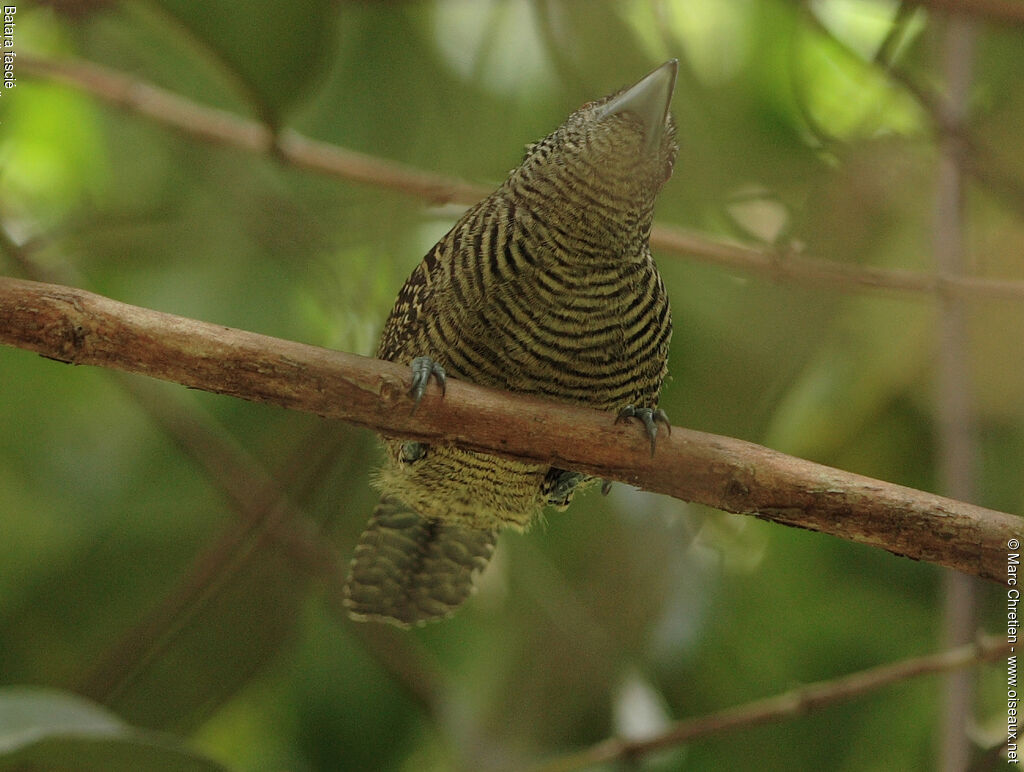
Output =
[{"x1": 345, "y1": 61, "x2": 679, "y2": 627}]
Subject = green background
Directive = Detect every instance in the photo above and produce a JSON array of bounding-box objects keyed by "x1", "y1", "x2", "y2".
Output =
[{"x1": 1, "y1": 1, "x2": 1021, "y2": 770}]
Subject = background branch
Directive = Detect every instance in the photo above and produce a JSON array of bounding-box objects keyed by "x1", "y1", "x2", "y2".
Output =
[
  {"x1": 932, "y1": 18, "x2": 981, "y2": 770},
  {"x1": 905, "y1": 0, "x2": 1024, "y2": 26},
  {"x1": 1, "y1": 276, "x2": 1018, "y2": 584},
  {"x1": 19, "y1": 55, "x2": 1024, "y2": 304},
  {"x1": 531, "y1": 634, "x2": 1013, "y2": 772}
]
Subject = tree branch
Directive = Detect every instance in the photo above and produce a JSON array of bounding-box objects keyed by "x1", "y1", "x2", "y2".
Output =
[
  {"x1": 649, "y1": 225, "x2": 1024, "y2": 301},
  {"x1": 905, "y1": 0, "x2": 1024, "y2": 26},
  {"x1": 1, "y1": 276, "x2": 1018, "y2": 584},
  {"x1": 19, "y1": 55, "x2": 1024, "y2": 303},
  {"x1": 530, "y1": 634, "x2": 1013, "y2": 772},
  {"x1": 19, "y1": 54, "x2": 491, "y2": 207}
]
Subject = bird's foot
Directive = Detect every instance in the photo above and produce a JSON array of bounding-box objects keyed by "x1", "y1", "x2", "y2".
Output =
[
  {"x1": 400, "y1": 441, "x2": 427, "y2": 463},
  {"x1": 545, "y1": 469, "x2": 587, "y2": 509},
  {"x1": 615, "y1": 405, "x2": 671, "y2": 456},
  {"x1": 409, "y1": 356, "x2": 447, "y2": 413}
]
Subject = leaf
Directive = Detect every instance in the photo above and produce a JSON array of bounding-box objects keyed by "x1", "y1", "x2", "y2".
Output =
[{"x1": 0, "y1": 687, "x2": 227, "y2": 771}]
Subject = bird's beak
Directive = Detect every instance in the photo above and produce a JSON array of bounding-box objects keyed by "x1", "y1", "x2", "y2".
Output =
[{"x1": 597, "y1": 59, "x2": 677, "y2": 153}]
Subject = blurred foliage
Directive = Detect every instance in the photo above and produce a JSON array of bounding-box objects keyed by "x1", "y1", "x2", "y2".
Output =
[
  {"x1": 1, "y1": 1, "x2": 1022, "y2": 770},
  {"x1": 0, "y1": 686, "x2": 226, "y2": 770}
]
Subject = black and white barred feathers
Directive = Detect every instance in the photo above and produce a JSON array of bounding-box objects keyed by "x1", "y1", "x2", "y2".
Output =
[{"x1": 344, "y1": 61, "x2": 679, "y2": 627}]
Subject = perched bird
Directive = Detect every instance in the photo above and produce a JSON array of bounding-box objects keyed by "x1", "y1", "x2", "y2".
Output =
[{"x1": 344, "y1": 61, "x2": 679, "y2": 627}]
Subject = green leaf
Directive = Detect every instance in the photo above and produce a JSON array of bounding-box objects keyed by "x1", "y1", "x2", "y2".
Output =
[{"x1": 0, "y1": 687, "x2": 228, "y2": 771}]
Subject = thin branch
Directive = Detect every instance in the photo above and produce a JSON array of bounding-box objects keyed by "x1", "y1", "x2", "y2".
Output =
[
  {"x1": 530, "y1": 634, "x2": 1013, "y2": 772},
  {"x1": 1, "y1": 276, "x2": 1019, "y2": 584},
  {"x1": 791, "y1": 0, "x2": 1024, "y2": 27},
  {"x1": 904, "y1": 0, "x2": 1024, "y2": 26},
  {"x1": 18, "y1": 55, "x2": 1024, "y2": 304},
  {"x1": 649, "y1": 225, "x2": 1024, "y2": 300},
  {"x1": 18, "y1": 55, "x2": 491, "y2": 208}
]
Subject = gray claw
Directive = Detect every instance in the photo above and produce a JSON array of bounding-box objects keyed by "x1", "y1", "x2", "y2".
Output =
[
  {"x1": 654, "y1": 408, "x2": 671, "y2": 436},
  {"x1": 616, "y1": 405, "x2": 671, "y2": 456},
  {"x1": 409, "y1": 356, "x2": 447, "y2": 413}
]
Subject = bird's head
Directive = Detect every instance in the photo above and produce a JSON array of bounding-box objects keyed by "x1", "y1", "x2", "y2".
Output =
[{"x1": 511, "y1": 60, "x2": 679, "y2": 242}]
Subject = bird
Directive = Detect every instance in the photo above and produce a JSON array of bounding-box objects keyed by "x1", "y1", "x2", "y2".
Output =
[{"x1": 344, "y1": 60, "x2": 679, "y2": 627}]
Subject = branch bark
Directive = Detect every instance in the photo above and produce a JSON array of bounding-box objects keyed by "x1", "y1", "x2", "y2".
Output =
[{"x1": 1, "y1": 276, "x2": 1018, "y2": 584}]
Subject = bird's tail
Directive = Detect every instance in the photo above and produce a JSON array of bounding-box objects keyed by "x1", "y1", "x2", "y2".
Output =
[{"x1": 343, "y1": 495, "x2": 498, "y2": 627}]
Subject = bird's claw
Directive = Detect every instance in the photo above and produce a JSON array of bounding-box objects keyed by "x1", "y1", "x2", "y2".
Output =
[
  {"x1": 546, "y1": 470, "x2": 586, "y2": 508},
  {"x1": 409, "y1": 356, "x2": 447, "y2": 414},
  {"x1": 616, "y1": 405, "x2": 671, "y2": 456}
]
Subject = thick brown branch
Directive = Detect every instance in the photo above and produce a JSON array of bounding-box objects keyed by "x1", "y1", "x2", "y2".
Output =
[
  {"x1": 1, "y1": 277, "x2": 1019, "y2": 584},
  {"x1": 19, "y1": 55, "x2": 1024, "y2": 303},
  {"x1": 531, "y1": 634, "x2": 1013, "y2": 772}
]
